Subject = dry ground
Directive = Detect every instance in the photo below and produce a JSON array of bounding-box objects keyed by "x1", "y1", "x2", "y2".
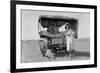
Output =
[{"x1": 21, "y1": 38, "x2": 90, "y2": 63}]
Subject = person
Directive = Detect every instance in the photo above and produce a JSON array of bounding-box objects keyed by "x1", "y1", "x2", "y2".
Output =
[
  {"x1": 64, "y1": 24, "x2": 76, "y2": 53},
  {"x1": 45, "y1": 40, "x2": 56, "y2": 59}
]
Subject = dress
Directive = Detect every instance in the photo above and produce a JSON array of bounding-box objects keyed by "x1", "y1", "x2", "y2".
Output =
[{"x1": 65, "y1": 29, "x2": 76, "y2": 51}]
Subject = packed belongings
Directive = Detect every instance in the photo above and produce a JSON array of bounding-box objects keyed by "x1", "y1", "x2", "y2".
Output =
[{"x1": 38, "y1": 15, "x2": 78, "y2": 59}]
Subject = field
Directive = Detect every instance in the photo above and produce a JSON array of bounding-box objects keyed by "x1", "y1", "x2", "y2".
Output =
[{"x1": 21, "y1": 38, "x2": 90, "y2": 63}]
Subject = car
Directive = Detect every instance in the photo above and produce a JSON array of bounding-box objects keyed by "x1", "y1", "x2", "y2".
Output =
[{"x1": 38, "y1": 15, "x2": 78, "y2": 58}]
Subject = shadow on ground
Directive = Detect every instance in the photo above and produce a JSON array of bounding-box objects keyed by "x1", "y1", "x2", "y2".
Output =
[
  {"x1": 75, "y1": 51, "x2": 90, "y2": 57},
  {"x1": 55, "y1": 51, "x2": 90, "y2": 57}
]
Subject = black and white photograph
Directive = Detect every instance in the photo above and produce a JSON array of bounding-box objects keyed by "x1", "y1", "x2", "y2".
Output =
[
  {"x1": 11, "y1": 1, "x2": 97, "y2": 72},
  {"x1": 21, "y1": 10, "x2": 90, "y2": 62}
]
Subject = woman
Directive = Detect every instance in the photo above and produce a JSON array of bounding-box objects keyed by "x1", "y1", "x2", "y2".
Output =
[{"x1": 64, "y1": 24, "x2": 76, "y2": 52}]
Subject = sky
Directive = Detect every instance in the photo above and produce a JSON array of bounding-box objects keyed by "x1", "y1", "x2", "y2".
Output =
[{"x1": 22, "y1": 10, "x2": 90, "y2": 40}]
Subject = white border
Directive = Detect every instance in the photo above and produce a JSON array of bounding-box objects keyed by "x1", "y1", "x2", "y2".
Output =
[{"x1": 16, "y1": 4, "x2": 94, "y2": 69}]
